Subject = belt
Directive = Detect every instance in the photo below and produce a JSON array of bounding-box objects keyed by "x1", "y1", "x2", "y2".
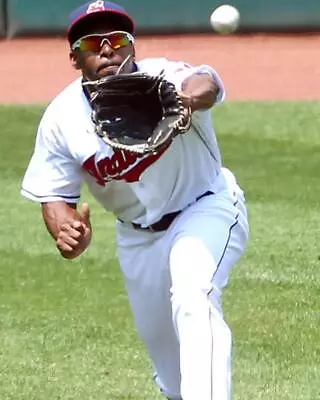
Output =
[{"x1": 130, "y1": 190, "x2": 214, "y2": 233}]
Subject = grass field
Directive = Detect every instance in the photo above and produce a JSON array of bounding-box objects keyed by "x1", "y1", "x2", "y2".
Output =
[{"x1": 0, "y1": 102, "x2": 319, "y2": 400}]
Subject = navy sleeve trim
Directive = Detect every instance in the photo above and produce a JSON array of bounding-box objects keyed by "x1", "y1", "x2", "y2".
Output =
[{"x1": 21, "y1": 187, "x2": 80, "y2": 200}]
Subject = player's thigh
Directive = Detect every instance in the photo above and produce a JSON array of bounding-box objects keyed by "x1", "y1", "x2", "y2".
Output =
[
  {"x1": 169, "y1": 191, "x2": 249, "y2": 296},
  {"x1": 211, "y1": 193, "x2": 248, "y2": 295}
]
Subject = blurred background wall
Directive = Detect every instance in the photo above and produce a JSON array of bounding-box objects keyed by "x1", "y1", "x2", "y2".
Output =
[{"x1": 3, "y1": 0, "x2": 320, "y2": 38}]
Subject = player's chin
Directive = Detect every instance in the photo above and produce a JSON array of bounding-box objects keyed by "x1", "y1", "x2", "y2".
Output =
[{"x1": 96, "y1": 65, "x2": 119, "y2": 78}]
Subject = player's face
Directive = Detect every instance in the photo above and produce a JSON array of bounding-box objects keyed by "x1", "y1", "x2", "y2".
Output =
[{"x1": 70, "y1": 23, "x2": 136, "y2": 80}]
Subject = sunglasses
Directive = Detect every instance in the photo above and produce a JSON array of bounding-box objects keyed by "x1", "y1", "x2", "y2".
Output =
[{"x1": 71, "y1": 31, "x2": 134, "y2": 52}]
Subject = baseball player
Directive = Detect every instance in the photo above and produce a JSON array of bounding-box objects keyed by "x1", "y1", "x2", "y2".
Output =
[{"x1": 21, "y1": 1, "x2": 249, "y2": 399}]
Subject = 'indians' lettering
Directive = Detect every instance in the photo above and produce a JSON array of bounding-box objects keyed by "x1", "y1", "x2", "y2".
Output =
[{"x1": 82, "y1": 147, "x2": 167, "y2": 185}]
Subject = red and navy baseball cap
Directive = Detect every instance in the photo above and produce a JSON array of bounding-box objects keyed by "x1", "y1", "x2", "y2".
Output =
[{"x1": 67, "y1": 1, "x2": 135, "y2": 44}]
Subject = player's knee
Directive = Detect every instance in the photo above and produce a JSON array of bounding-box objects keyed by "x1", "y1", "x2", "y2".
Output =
[
  {"x1": 170, "y1": 264, "x2": 214, "y2": 306},
  {"x1": 171, "y1": 287, "x2": 210, "y2": 318}
]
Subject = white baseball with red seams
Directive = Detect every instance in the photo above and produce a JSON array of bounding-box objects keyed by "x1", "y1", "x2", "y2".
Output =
[
  {"x1": 210, "y1": 4, "x2": 240, "y2": 34},
  {"x1": 21, "y1": 57, "x2": 249, "y2": 400}
]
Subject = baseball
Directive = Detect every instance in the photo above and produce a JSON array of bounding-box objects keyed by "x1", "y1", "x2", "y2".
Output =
[{"x1": 210, "y1": 4, "x2": 240, "y2": 34}]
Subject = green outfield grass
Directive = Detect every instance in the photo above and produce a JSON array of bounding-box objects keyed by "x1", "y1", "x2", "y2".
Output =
[{"x1": 0, "y1": 102, "x2": 319, "y2": 400}]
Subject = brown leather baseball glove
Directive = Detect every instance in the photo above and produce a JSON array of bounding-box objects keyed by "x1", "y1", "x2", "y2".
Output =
[{"x1": 83, "y1": 71, "x2": 191, "y2": 155}]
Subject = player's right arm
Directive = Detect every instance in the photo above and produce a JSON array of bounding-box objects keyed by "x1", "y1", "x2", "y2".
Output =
[{"x1": 21, "y1": 105, "x2": 91, "y2": 259}]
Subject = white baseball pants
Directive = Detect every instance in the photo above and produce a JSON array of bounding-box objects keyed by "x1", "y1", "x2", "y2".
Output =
[{"x1": 116, "y1": 173, "x2": 249, "y2": 400}]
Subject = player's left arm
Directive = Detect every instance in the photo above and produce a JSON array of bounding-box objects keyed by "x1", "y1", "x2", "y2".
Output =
[
  {"x1": 179, "y1": 73, "x2": 220, "y2": 112},
  {"x1": 161, "y1": 60, "x2": 225, "y2": 112}
]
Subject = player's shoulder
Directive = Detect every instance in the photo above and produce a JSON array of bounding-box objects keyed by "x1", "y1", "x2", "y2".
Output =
[
  {"x1": 37, "y1": 77, "x2": 89, "y2": 139},
  {"x1": 41, "y1": 78, "x2": 85, "y2": 123},
  {"x1": 48, "y1": 78, "x2": 84, "y2": 112},
  {"x1": 136, "y1": 57, "x2": 192, "y2": 75}
]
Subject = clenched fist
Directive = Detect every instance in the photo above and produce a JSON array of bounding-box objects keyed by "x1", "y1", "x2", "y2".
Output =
[
  {"x1": 56, "y1": 203, "x2": 92, "y2": 259},
  {"x1": 42, "y1": 201, "x2": 92, "y2": 260}
]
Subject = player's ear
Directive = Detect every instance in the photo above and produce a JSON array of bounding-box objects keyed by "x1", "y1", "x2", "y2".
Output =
[{"x1": 69, "y1": 51, "x2": 81, "y2": 70}]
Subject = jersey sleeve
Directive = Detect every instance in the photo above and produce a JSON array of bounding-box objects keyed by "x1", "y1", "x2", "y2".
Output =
[
  {"x1": 163, "y1": 61, "x2": 226, "y2": 105},
  {"x1": 21, "y1": 113, "x2": 82, "y2": 204}
]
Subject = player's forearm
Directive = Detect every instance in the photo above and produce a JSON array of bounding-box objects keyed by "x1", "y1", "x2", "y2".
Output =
[
  {"x1": 41, "y1": 201, "x2": 80, "y2": 241},
  {"x1": 181, "y1": 73, "x2": 219, "y2": 111}
]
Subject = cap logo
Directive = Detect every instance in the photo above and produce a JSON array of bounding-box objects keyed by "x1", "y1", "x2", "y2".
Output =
[{"x1": 86, "y1": 0, "x2": 105, "y2": 14}]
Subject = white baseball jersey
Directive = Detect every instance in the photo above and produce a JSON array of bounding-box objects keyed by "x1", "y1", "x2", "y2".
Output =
[{"x1": 21, "y1": 58, "x2": 228, "y2": 227}]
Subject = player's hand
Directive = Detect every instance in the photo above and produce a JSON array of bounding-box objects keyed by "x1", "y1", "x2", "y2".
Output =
[
  {"x1": 178, "y1": 91, "x2": 194, "y2": 111},
  {"x1": 56, "y1": 203, "x2": 92, "y2": 259}
]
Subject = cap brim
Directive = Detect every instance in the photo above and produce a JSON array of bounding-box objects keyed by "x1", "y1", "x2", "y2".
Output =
[{"x1": 68, "y1": 9, "x2": 135, "y2": 43}]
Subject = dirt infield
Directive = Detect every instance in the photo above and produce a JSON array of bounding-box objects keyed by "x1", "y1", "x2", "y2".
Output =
[{"x1": 2, "y1": 33, "x2": 320, "y2": 103}]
